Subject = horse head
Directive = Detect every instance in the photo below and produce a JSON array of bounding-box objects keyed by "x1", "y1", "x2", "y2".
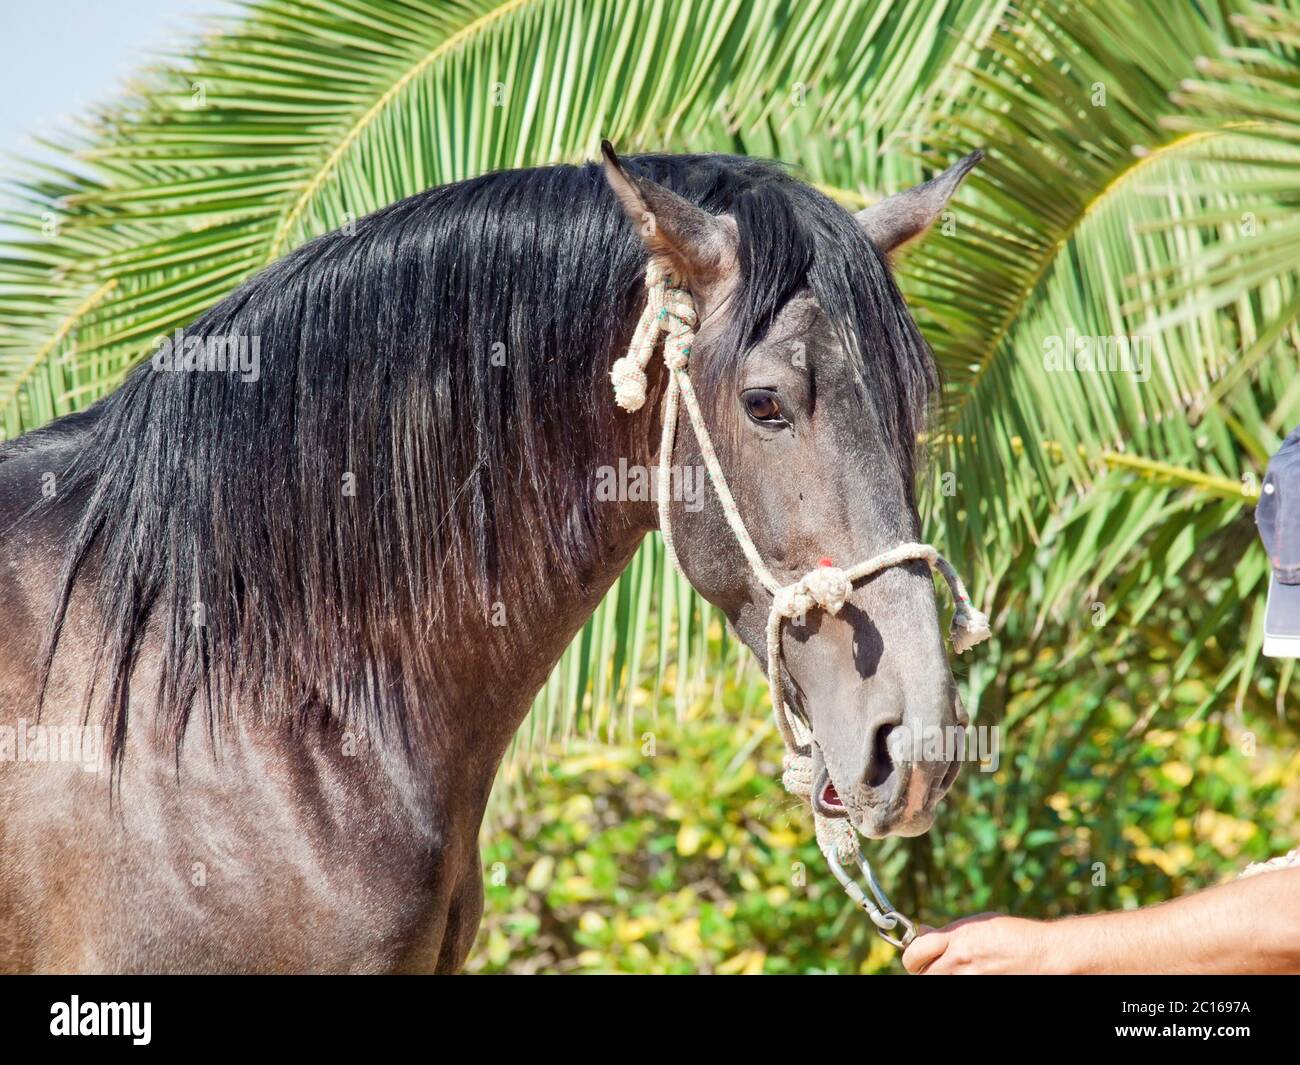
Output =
[{"x1": 603, "y1": 146, "x2": 982, "y2": 839}]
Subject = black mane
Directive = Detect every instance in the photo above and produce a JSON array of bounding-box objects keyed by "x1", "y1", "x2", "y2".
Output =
[{"x1": 32, "y1": 153, "x2": 937, "y2": 766}]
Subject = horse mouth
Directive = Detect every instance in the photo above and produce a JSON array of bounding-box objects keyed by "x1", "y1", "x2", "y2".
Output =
[{"x1": 811, "y1": 761, "x2": 849, "y2": 819}]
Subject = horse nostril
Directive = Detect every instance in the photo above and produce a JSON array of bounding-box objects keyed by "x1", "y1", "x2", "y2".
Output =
[{"x1": 866, "y1": 723, "x2": 895, "y2": 789}]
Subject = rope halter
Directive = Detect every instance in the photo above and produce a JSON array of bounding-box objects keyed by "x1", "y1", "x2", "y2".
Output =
[{"x1": 611, "y1": 261, "x2": 993, "y2": 947}]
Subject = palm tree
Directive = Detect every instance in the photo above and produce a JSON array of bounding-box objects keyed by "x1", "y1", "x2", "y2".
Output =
[{"x1": 2, "y1": 0, "x2": 1297, "y2": 927}]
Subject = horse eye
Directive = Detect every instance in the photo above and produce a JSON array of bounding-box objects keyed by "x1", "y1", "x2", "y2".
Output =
[{"x1": 742, "y1": 389, "x2": 783, "y2": 424}]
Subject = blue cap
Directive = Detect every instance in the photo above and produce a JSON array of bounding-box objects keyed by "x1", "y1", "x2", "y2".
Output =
[{"x1": 1258, "y1": 427, "x2": 1300, "y2": 656}]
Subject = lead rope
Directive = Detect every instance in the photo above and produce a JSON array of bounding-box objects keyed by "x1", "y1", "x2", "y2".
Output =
[{"x1": 611, "y1": 261, "x2": 993, "y2": 949}]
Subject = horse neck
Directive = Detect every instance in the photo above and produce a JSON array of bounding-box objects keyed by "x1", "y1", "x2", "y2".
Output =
[
  {"x1": 436, "y1": 526, "x2": 644, "y2": 765},
  {"x1": 423, "y1": 404, "x2": 658, "y2": 776}
]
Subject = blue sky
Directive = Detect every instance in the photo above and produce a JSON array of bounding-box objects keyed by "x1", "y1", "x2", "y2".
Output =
[{"x1": 0, "y1": 0, "x2": 238, "y2": 170}]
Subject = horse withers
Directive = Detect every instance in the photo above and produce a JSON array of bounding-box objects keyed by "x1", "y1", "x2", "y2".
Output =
[{"x1": 0, "y1": 145, "x2": 978, "y2": 972}]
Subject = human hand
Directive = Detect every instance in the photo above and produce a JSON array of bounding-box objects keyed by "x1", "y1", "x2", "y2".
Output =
[{"x1": 902, "y1": 913, "x2": 1050, "y2": 974}]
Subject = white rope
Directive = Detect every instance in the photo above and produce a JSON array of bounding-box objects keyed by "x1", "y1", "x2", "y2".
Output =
[
  {"x1": 1240, "y1": 849, "x2": 1300, "y2": 878},
  {"x1": 612, "y1": 262, "x2": 993, "y2": 864}
]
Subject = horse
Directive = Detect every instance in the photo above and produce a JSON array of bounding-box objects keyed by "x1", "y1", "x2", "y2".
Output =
[{"x1": 0, "y1": 144, "x2": 979, "y2": 973}]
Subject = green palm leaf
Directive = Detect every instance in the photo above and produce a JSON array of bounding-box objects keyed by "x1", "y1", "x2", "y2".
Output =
[
  {"x1": 0, "y1": 0, "x2": 1013, "y2": 751},
  {"x1": 1, "y1": 0, "x2": 1297, "y2": 763}
]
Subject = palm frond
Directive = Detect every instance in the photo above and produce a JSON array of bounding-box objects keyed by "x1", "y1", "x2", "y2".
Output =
[{"x1": 2, "y1": 0, "x2": 1298, "y2": 761}]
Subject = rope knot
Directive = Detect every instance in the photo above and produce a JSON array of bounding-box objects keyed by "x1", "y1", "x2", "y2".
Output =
[
  {"x1": 804, "y1": 565, "x2": 852, "y2": 614},
  {"x1": 950, "y1": 599, "x2": 992, "y2": 654},
  {"x1": 662, "y1": 290, "x2": 697, "y2": 329},
  {"x1": 610, "y1": 355, "x2": 649, "y2": 412},
  {"x1": 781, "y1": 749, "x2": 814, "y2": 798},
  {"x1": 663, "y1": 338, "x2": 690, "y2": 371},
  {"x1": 775, "y1": 565, "x2": 852, "y2": 619},
  {"x1": 611, "y1": 268, "x2": 697, "y2": 411},
  {"x1": 645, "y1": 260, "x2": 672, "y2": 288},
  {"x1": 773, "y1": 584, "x2": 812, "y2": 619}
]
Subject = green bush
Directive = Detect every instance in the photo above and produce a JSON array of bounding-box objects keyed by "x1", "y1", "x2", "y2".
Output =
[{"x1": 474, "y1": 657, "x2": 1299, "y2": 974}]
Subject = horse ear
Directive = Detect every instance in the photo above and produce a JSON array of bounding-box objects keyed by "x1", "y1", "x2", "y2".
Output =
[
  {"x1": 856, "y1": 149, "x2": 984, "y2": 255},
  {"x1": 601, "y1": 140, "x2": 737, "y2": 289}
]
